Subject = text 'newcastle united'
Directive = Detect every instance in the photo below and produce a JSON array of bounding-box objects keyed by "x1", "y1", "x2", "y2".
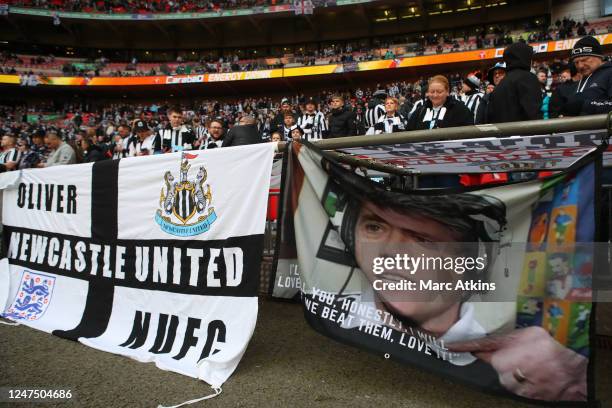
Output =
[{"x1": 7, "y1": 231, "x2": 246, "y2": 289}]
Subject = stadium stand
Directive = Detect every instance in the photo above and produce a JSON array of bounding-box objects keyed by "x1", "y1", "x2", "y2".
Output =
[
  {"x1": 1, "y1": 0, "x2": 292, "y2": 14},
  {"x1": 1, "y1": 16, "x2": 610, "y2": 77}
]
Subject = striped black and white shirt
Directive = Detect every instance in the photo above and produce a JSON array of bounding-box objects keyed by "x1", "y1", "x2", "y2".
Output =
[
  {"x1": 112, "y1": 136, "x2": 131, "y2": 160},
  {"x1": 194, "y1": 125, "x2": 208, "y2": 142},
  {"x1": 127, "y1": 134, "x2": 162, "y2": 157},
  {"x1": 373, "y1": 114, "x2": 407, "y2": 134},
  {"x1": 199, "y1": 136, "x2": 223, "y2": 150},
  {"x1": 297, "y1": 111, "x2": 327, "y2": 141},
  {"x1": 461, "y1": 92, "x2": 484, "y2": 121},
  {"x1": 0, "y1": 147, "x2": 20, "y2": 164},
  {"x1": 365, "y1": 103, "x2": 386, "y2": 134},
  {"x1": 409, "y1": 99, "x2": 426, "y2": 118},
  {"x1": 158, "y1": 125, "x2": 196, "y2": 152},
  {"x1": 281, "y1": 125, "x2": 297, "y2": 140}
]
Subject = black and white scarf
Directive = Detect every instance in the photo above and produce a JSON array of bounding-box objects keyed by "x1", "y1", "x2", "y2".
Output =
[{"x1": 373, "y1": 114, "x2": 407, "y2": 134}]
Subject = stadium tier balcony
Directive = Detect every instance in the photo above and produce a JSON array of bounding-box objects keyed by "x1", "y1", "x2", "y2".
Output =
[
  {"x1": 2, "y1": 18, "x2": 611, "y2": 78},
  {"x1": 1, "y1": 0, "x2": 292, "y2": 14}
]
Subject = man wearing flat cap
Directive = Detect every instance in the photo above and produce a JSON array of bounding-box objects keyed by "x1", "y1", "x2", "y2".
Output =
[{"x1": 564, "y1": 36, "x2": 612, "y2": 116}]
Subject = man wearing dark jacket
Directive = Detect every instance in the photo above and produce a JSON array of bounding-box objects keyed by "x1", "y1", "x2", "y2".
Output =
[
  {"x1": 549, "y1": 63, "x2": 580, "y2": 118},
  {"x1": 327, "y1": 95, "x2": 357, "y2": 138},
  {"x1": 564, "y1": 36, "x2": 612, "y2": 116},
  {"x1": 82, "y1": 139, "x2": 107, "y2": 163},
  {"x1": 475, "y1": 62, "x2": 506, "y2": 124},
  {"x1": 223, "y1": 115, "x2": 262, "y2": 147},
  {"x1": 486, "y1": 42, "x2": 542, "y2": 123},
  {"x1": 271, "y1": 98, "x2": 299, "y2": 134}
]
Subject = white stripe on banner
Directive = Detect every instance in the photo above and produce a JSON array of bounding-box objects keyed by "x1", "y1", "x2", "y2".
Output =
[{"x1": 118, "y1": 144, "x2": 274, "y2": 240}]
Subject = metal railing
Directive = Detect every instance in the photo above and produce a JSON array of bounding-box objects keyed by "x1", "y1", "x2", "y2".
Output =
[{"x1": 278, "y1": 114, "x2": 612, "y2": 152}]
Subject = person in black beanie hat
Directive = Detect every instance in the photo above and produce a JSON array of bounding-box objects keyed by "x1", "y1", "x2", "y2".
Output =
[{"x1": 563, "y1": 35, "x2": 612, "y2": 116}]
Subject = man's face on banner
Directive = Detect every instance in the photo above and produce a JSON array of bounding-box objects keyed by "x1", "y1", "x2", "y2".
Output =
[{"x1": 353, "y1": 201, "x2": 464, "y2": 331}]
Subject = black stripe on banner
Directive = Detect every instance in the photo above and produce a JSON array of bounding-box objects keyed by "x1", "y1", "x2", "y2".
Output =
[
  {"x1": 4, "y1": 225, "x2": 262, "y2": 297},
  {"x1": 91, "y1": 160, "x2": 119, "y2": 240},
  {"x1": 53, "y1": 159, "x2": 119, "y2": 341}
]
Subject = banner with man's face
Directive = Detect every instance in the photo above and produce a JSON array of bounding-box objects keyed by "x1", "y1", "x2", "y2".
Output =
[{"x1": 279, "y1": 141, "x2": 599, "y2": 404}]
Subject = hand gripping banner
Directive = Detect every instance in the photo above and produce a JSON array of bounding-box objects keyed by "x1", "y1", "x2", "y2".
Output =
[
  {"x1": 277, "y1": 139, "x2": 604, "y2": 405},
  {"x1": 0, "y1": 144, "x2": 275, "y2": 388}
]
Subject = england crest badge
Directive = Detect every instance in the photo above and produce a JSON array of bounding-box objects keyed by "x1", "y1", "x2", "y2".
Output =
[
  {"x1": 3, "y1": 271, "x2": 55, "y2": 321},
  {"x1": 155, "y1": 152, "x2": 218, "y2": 237}
]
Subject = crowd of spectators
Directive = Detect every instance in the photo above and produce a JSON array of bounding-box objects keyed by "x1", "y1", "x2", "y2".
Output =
[
  {"x1": 2, "y1": 32, "x2": 609, "y2": 178},
  {"x1": 1, "y1": 16, "x2": 607, "y2": 78},
  {"x1": 2, "y1": 0, "x2": 291, "y2": 14}
]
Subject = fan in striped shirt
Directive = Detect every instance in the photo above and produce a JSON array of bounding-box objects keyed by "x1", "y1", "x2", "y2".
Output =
[
  {"x1": 0, "y1": 134, "x2": 21, "y2": 165},
  {"x1": 111, "y1": 124, "x2": 132, "y2": 160},
  {"x1": 461, "y1": 73, "x2": 484, "y2": 122},
  {"x1": 297, "y1": 97, "x2": 328, "y2": 141},
  {"x1": 365, "y1": 89, "x2": 388, "y2": 134},
  {"x1": 192, "y1": 117, "x2": 209, "y2": 147},
  {"x1": 373, "y1": 97, "x2": 408, "y2": 134},
  {"x1": 159, "y1": 106, "x2": 196, "y2": 152}
]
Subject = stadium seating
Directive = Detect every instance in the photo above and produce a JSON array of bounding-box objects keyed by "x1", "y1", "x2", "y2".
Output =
[{"x1": 2, "y1": 16, "x2": 610, "y2": 78}]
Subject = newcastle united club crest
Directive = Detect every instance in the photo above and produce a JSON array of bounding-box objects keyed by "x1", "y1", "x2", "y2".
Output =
[{"x1": 155, "y1": 152, "x2": 217, "y2": 237}]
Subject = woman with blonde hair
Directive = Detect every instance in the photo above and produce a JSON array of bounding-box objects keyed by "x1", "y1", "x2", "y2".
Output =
[
  {"x1": 407, "y1": 75, "x2": 473, "y2": 131},
  {"x1": 373, "y1": 96, "x2": 408, "y2": 134},
  {"x1": 408, "y1": 75, "x2": 474, "y2": 187}
]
